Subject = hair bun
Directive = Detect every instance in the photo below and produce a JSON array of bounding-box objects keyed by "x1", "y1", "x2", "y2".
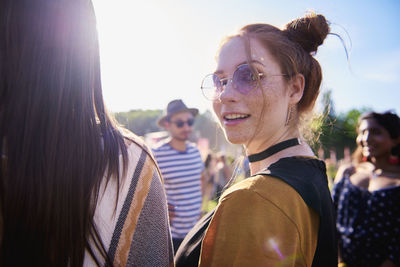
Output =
[{"x1": 284, "y1": 12, "x2": 330, "y2": 54}]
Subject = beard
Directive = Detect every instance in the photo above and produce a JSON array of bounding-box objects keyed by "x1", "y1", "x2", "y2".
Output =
[{"x1": 172, "y1": 131, "x2": 191, "y2": 142}]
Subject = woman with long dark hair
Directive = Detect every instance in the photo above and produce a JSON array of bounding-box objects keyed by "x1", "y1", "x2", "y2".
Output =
[{"x1": 0, "y1": 0, "x2": 173, "y2": 266}]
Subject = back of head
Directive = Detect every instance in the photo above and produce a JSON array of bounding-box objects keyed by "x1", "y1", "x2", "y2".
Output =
[
  {"x1": 0, "y1": 0, "x2": 126, "y2": 265},
  {"x1": 0, "y1": 0, "x2": 102, "y2": 129}
]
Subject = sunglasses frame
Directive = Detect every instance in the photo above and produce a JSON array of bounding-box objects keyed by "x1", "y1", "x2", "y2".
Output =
[
  {"x1": 169, "y1": 118, "x2": 195, "y2": 128},
  {"x1": 200, "y1": 63, "x2": 286, "y2": 101}
]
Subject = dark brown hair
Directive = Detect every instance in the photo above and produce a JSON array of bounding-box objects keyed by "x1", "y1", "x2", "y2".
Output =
[{"x1": 0, "y1": 0, "x2": 128, "y2": 265}]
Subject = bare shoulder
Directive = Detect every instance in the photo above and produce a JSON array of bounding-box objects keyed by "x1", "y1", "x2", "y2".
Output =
[
  {"x1": 334, "y1": 163, "x2": 355, "y2": 183},
  {"x1": 346, "y1": 162, "x2": 374, "y2": 189}
]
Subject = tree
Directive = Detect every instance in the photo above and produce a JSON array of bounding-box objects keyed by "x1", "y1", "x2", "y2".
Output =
[
  {"x1": 114, "y1": 109, "x2": 162, "y2": 136},
  {"x1": 315, "y1": 90, "x2": 372, "y2": 160}
]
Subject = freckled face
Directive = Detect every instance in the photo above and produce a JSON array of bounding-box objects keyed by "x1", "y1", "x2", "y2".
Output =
[{"x1": 212, "y1": 37, "x2": 290, "y2": 150}]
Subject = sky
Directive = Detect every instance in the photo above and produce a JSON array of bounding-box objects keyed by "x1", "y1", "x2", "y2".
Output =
[{"x1": 92, "y1": 0, "x2": 400, "y2": 116}]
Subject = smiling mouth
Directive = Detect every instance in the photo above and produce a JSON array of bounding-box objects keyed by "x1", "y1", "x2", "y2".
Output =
[{"x1": 223, "y1": 114, "x2": 250, "y2": 121}]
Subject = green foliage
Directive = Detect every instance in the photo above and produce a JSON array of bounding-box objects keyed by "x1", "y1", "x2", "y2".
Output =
[
  {"x1": 114, "y1": 109, "x2": 163, "y2": 136},
  {"x1": 315, "y1": 90, "x2": 372, "y2": 159},
  {"x1": 202, "y1": 199, "x2": 218, "y2": 214}
]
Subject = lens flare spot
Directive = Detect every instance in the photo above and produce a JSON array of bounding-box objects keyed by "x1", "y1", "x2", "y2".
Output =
[
  {"x1": 268, "y1": 238, "x2": 284, "y2": 260},
  {"x1": 265, "y1": 238, "x2": 305, "y2": 266}
]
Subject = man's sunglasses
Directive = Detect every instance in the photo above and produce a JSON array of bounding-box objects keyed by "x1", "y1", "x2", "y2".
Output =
[
  {"x1": 200, "y1": 63, "x2": 286, "y2": 101},
  {"x1": 170, "y1": 118, "x2": 195, "y2": 128}
]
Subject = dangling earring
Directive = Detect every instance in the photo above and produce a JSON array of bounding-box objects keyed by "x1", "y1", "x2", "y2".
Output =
[
  {"x1": 389, "y1": 146, "x2": 400, "y2": 164},
  {"x1": 285, "y1": 105, "x2": 293, "y2": 126},
  {"x1": 389, "y1": 155, "x2": 399, "y2": 164}
]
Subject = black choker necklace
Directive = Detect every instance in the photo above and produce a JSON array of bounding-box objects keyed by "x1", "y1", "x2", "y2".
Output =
[{"x1": 248, "y1": 138, "x2": 300, "y2": 163}]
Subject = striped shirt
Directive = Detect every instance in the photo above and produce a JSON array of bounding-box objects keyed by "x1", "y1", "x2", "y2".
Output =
[
  {"x1": 83, "y1": 134, "x2": 174, "y2": 267},
  {"x1": 152, "y1": 141, "x2": 204, "y2": 239}
]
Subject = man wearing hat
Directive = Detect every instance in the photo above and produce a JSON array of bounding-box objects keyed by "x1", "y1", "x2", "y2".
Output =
[{"x1": 152, "y1": 99, "x2": 204, "y2": 253}]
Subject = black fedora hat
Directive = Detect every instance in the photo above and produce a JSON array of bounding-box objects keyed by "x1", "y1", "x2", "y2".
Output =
[{"x1": 157, "y1": 99, "x2": 199, "y2": 127}]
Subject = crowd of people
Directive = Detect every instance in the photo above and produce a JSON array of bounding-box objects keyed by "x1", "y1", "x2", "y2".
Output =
[{"x1": 1, "y1": 0, "x2": 399, "y2": 266}]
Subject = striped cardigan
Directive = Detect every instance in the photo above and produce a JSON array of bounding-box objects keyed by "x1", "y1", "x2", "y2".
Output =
[{"x1": 84, "y1": 133, "x2": 174, "y2": 266}]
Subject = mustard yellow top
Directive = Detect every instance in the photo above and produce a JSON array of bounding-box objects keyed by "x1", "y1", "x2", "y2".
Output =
[{"x1": 199, "y1": 174, "x2": 319, "y2": 267}]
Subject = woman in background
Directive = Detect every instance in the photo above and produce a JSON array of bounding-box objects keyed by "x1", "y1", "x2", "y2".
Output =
[
  {"x1": 333, "y1": 111, "x2": 400, "y2": 267},
  {"x1": 0, "y1": 0, "x2": 173, "y2": 266},
  {"x1": 176, "y1": 12, "x2": 337, "y2": 267}
]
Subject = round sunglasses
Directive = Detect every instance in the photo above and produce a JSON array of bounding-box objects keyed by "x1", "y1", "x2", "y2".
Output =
[
  {"x1": 200, "y1": 64, "x2": 286, "y2": 101},
  {"x1": 169, "y1": 118, "x2": 195, "y2": 128}
]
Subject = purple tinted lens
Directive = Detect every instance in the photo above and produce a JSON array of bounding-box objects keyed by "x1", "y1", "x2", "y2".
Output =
[
  {"x1": 233, "y1": 64, "x2": 257, "y2": 94},
  {"x1": 209, "y1": 74, "x2": 223, "y2": 99},
  {"x1": 212, "y1": 74, "x2": 223, "y2": 92}
]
